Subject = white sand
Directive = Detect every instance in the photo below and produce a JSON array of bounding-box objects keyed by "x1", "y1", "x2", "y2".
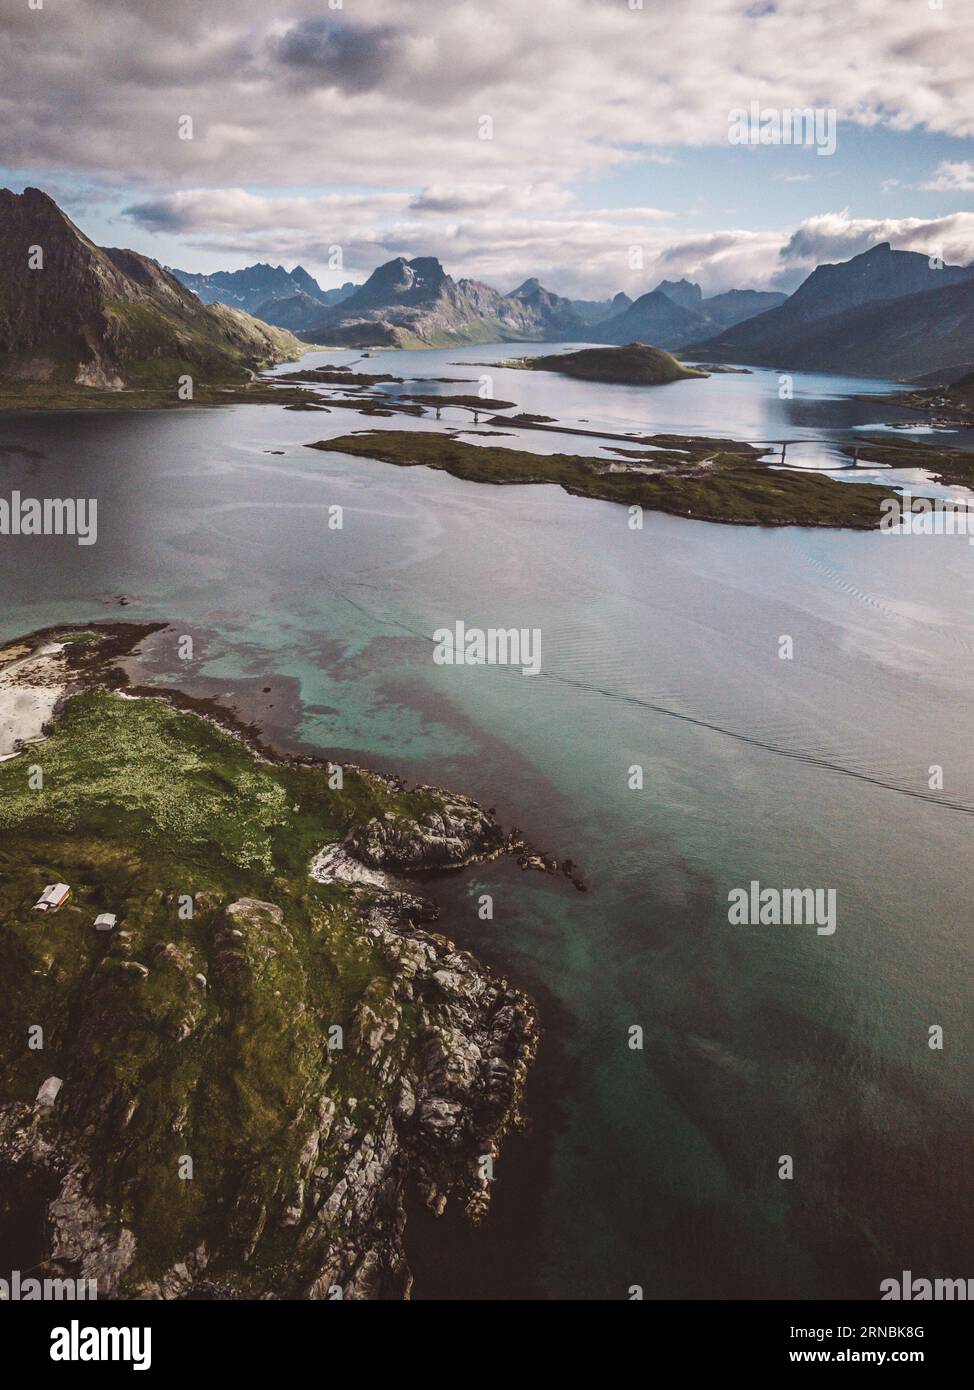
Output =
[{"x1": 0, "y1": 642, "x2": 69, "y2": 760}]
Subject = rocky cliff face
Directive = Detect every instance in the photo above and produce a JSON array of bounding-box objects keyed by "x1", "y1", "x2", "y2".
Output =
[
  {"x1": 0, "y1": 187, "x2": 305, "y2": 388},
  {"x1": 169, "y1": 263, "x2": 358, "y2": 333},
  {"x1": 346, "y1": 789, "x2": 508, "y2": 871}
]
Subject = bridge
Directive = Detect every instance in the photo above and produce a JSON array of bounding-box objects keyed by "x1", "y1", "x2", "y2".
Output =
[{"x1": 740, "y1": 439, "x2": 866, "y2": 468}]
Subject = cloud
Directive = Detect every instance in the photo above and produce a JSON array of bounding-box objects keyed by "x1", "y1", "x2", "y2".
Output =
[
  {"x1": 124, "y1": 188, "x2": 407, "y2": 234},
  {"x1": 3, "y1": 0, "x2": 973, "y2": 192},
  {"x1": 7, "y1": 1, "x2": 974, "y2": 297},
  {"x1": 407, "y1": 184, "x2": 577, "y2": 216},
  {"x1": 777, "y1": 210, "x2": 974, "y2": 277},
  {"x1": 272, "y1": 18, "x2": 401, "y2": 93},
  {"x1": 920, "y1": 160, "x2": 974, "y2": 192},
  {"x1": 117, "y1": 184, "x2": 974, "y2": 296}
]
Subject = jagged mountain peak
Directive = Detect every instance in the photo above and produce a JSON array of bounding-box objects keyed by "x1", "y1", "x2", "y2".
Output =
[{"x1": 655, "y1": 277, "x2": 704, "y2": 309}]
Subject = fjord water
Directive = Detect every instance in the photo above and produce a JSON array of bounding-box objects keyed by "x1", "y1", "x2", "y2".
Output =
[{"x1": 2, "y1": 349, "x2": 973, "y2": 1299}]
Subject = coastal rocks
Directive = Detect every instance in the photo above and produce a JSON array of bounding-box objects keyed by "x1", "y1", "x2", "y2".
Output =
[
  {"x1": 0, "y1": 626, "x2": 547, "y2": 1301},
  {"x1": 518, "y1": 849, "x2": 588, "y2": 891},
  {"x1": 345, "y1": 789, "x2": 509, "y2": 871},
  {"x1": 294, "y1": 886, "x2": 538, "y2": 1295},
  {"x1": 0, "y1": 881, "x2": 537, "y2": 1302},
  {"x1": 36, "y1": 1076, "x2": 63, "y2": 1108},
  {"x1": 310, "y1": 842, "x2": 392, "y2": 888},
  {"x1": 0, "y1": 1106, "x2": 138, "y2": 1296}
]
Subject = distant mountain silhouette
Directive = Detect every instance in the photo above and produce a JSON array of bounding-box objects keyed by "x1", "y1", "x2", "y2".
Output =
[
  {"x1": 654, "y1": 278, "x2": 704, "y2": 310},
  {"x1": 589, "y1": 280, "x2": 786, "y2": 345},
  {"x1": 170, "y1": 262, "x2": 358, "y2": 332},
  {"x1": 691, "y1": 243, "x2": 974, "y2": 375},
  {"x1": 588, "y1": 289, "x2": 713, "y2": 347}
]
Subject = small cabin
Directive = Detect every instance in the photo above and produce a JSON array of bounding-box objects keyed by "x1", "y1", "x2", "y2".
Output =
[
  {"x1": 36, "y1": 1076, "x2": 63, "y2": 1108},
  {"x1": 94, "y1": 913, "x2": 117, "y2": 932},
  {"x1": 33, "y1": 883, "x2": 71, "y2": 913}
]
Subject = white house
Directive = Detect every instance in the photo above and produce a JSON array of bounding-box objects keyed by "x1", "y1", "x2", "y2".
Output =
[
  {"x1": 33, "y1": 883, "x2": 71, "y2": 912},
  {"x1": 94, "y1": 913, "x2": 117, "y2": 931}
]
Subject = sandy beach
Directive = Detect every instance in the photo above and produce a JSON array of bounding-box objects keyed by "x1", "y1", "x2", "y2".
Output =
[{"x1": 0, "y1": 640, "x2": 69, "y2": 760}]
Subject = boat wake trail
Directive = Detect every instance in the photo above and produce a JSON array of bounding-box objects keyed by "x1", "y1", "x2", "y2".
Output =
[
  {"x1": 538, "y1": 668, "x2": 974, "y2": 816},
  {"x1": 326, "y1": 583, "x2": 974, "y2": 818}
]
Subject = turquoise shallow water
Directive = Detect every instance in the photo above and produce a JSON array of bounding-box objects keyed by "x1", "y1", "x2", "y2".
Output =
[{"x1": 1, "y1": 354, "x2": 972, "y2": 1298}]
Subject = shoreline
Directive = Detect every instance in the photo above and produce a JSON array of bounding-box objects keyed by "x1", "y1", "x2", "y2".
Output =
[{"x1": 0, "y1": 619, "x2": 570, "y2": 1299}]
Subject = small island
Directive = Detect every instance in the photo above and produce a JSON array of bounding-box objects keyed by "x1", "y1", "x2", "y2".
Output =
[
  {"x1": 311, "y1": 430, "x2": 901, "y2": 528},
  {"x1": 504, "y1": 343, "x2": 708, "y2": 385}
]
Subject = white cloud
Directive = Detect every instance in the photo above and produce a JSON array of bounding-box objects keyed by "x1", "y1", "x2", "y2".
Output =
[
  {"x1": 113, "y1": 187, "x2": 974, "y2": 297},
  {"x1": 921, "y1": 160, "x2": 974, "y2": 192},
  {"x1": 5, "y1": 1, "x2": 974, "y2": 296},
  {"x1": 3, "y1": 0, "x2": 973, "y2": 191},
  {"x1": 779, "y1": 210, "x2": 974, "y2": 269}
]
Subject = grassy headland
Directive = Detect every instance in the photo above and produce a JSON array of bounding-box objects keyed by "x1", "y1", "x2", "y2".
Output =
[{"x1": 0, "y1": 625, "x2": 536, "y2": 1299}]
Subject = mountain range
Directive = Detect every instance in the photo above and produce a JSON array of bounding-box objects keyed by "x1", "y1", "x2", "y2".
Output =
[
  {"x1": 169, "y1": 238, "x2": 974, "y2": 378},
  {"x1": 170, "y1": 253, "x2": 787, "y2": 351},
  {"x1": 4, "y1": 187, "x2": 974, "y2": 386},
  {"x1": 0, "y1": 188, "x2": 305, "y2": 389},
  {"x1": 690, "y1": 243, "x2": 974, "y2": 378},
  {"x1": 280, "y1": 257, "x2": 592, "y2": 347},
  {"x1": 586, "y1": 283, "x2": 787, "y2": 347},
  {"x1": 169, "y1": 263, "x2": 358, "y2": 334}
]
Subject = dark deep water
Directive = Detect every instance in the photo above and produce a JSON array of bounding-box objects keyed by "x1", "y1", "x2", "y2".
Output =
[{"x1": 2, "y1": 350, "x2": 972, "y2": 1299}]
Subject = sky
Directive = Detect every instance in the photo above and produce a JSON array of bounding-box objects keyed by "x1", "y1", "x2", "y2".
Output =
[{"x1": 2, "y1": 0, "x2": 974, "y2": 298}]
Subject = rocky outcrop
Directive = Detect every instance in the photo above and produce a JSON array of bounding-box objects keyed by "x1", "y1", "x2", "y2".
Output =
[
  {"x1": 302, "y1": 255, "x2": 588, "y2": 347},
  {"x1": 345, "y1": 788, "x2": 510, "y2": 871},
  {"x1": 288, "y1": 888, "x2": 537, "y2": 1299},
  {"x1": 0, "y1": 887, "x2": 537, "y2": 1302}
]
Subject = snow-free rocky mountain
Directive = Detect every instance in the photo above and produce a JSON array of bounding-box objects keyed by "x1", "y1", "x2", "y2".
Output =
[
  {"x1": 0, "y1": 188, "x2": 305, "y2": 388},
  {"x1": 8, "y1": 187, "x2": 974, "y2": 384},
  {"x1": 287, "y1": 256, "x2": 589, "y2": 347},
  {"x1": 177, "y1": 252, "x2": 787, "y2": 350},
  {"x1": 169, "y1": 263, "x2": 358, "y2": 334},
  {"x1": 588, "y1": 281, "x2": 788, "y2": 347},
  {"x1": 690, "y1": 243, "x2": 974, "y2": 379}
]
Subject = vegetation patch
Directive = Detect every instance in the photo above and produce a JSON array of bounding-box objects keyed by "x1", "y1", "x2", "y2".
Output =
[{"x1": 312, "y1": 429, "x2": 901, "y2": 528}]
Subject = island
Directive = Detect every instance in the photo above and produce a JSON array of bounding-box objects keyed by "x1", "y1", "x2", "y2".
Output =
[
  {"x1": 310, "y1": 430, "x2": 902, "y2": 528},
  {"x1": 0, "y1": 624, "x2": 539, "y2": 1299},
  {"x1": 502, "y1": 342, "x2": 707, "y2": 385}
]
